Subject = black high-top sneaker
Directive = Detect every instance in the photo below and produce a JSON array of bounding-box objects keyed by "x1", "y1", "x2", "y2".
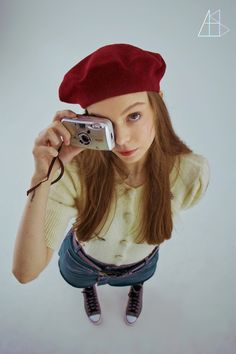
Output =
[
  {"x1": 125, "y1": 283, "x2": 143, "y2": 325},
  {"x1": 81, "y1": 285, "x2": 102, "y2": 325}
]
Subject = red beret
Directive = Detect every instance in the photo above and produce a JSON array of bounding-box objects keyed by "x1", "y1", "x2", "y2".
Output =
[{"x1": 58, "y1": 43, "x2": 166, "y2": 108}]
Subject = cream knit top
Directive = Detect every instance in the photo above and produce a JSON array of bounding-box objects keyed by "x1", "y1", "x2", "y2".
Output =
[{"x1": 44, "y1": 152, "x2": 210, "y2": 265}]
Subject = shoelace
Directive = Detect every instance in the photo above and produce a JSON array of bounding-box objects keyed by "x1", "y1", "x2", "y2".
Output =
[
  {"x1": 127, "y1": 285, "x2": 142, "y2": 313},
  {"x1": 82, "y1": 287, "x2": 99, "y2": 314}
]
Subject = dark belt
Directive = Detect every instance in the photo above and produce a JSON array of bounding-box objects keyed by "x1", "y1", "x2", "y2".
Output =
[{"x1": 72, "y1": 234, "x2": 159, "y2": 277}]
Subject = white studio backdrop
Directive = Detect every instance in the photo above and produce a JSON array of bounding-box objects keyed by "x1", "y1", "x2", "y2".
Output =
[{"x1": 0, "y1": 1, "x2": 235, "y2": 354}]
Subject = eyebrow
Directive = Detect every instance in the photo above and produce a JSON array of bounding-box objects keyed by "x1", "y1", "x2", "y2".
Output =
[{"x1": 89, "y1": 101, "x2": 146, "y2": 118}]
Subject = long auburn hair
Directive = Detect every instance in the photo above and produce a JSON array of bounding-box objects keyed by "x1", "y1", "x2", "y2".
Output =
[{"x1": 72, "y1": 91, "x2": 193, "y2": 245}]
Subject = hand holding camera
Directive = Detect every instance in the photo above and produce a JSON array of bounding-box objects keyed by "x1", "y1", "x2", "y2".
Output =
[
  {"x1": 31, "y1": 110, "x2": 115, "y2": 185},
  {"x1": 31, "y1": 110, "x2": 85, "y2": 183}
]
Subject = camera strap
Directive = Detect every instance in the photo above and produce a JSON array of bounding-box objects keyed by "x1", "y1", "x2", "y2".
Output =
[{"x1": 26, "y1": 142, "x2": 65, "y2": 196}]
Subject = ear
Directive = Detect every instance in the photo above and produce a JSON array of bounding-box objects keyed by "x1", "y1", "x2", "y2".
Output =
[{"x1": 159, "y1": 90, "x2": 164, "y2": 98}]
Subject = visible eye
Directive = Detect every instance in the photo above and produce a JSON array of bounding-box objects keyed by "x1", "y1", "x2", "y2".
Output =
[{"x1": 128, "y1": 112, "x2": 142, "y2": 121}]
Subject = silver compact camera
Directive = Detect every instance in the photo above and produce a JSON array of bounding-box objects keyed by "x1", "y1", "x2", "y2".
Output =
[{"x1": 61, "y1": 114, "x2": 115, "y2": 150}]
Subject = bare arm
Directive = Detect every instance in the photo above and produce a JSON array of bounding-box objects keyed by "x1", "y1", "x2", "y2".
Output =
[
  {"x1": 12, "y1": 110, "x2": 84, "y2": 283},
  {"x1": 12, "y1": 173, "x2": 57, "y2": 283}
]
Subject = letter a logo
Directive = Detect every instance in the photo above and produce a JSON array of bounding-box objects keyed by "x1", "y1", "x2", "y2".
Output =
[{"x1": 198, "y1": 9, "x2": 230, "y2": 37}]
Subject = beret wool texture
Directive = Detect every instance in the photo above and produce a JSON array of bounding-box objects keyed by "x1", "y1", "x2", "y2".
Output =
[{"x1": 58, "y1": 43, "x2": 166, "y2": 108}]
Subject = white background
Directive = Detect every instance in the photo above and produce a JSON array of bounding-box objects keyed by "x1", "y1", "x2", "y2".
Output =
[{"x1": 0, "y1": 0, "x2": 235, "y2": 353}]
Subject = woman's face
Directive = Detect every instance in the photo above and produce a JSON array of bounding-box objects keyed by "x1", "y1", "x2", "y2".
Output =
[{"x1": 86, "y1": 91, "x2": 156, "y2": 169}]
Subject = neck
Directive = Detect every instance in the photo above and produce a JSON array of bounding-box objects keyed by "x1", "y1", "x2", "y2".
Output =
[
  {"x1": 123, "y1": 162, "x2": 146, "y2": 187},
  {"x1": 124, "y1": 153, "x2": 147, "y2": 176},
  {"x1": 113, "y1": 153, "x2": 147, "y2": 185}
]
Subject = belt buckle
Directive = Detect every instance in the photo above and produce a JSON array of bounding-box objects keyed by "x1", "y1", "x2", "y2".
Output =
[
  {"x1": 104, "y1": 269, "x2": 121, "y2": 277},
  {"x1": 105, "y1": 270, "x2": 115, "y2": 276}
]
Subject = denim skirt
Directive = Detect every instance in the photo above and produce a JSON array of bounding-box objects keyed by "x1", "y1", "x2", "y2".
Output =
[{"x1": 58, "y1": 228, "x2": 160, "y2": 288}]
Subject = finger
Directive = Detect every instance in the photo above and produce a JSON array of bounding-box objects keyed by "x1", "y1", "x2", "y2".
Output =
[
  {"x1": 36, "y1": 122, "x2": 71, "y2": 147},
  {"x1": 32, "y1": 145, "x2": 59, "y2": 158},
  {"x1": 53, "y1": 110, "x2": 77, "y2": 122},
  {"x1": 46, "y1": 128, "x2": 63, "y2": 147},
  {"x1": 49, "y1": 121, "x2": 72, "y2": 145},
  {"x1": 35, "y1": 128, "x2": 61, "y2": 147}
]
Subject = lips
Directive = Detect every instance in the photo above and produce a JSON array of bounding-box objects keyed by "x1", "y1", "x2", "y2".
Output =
[{"x1": 117, "y1": 148, "x2": 138, "y2": 156}]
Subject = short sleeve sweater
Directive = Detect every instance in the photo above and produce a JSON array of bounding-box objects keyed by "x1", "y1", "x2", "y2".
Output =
[{"x1": 44, "y1": 152, "x2": 210, "y2": 265}]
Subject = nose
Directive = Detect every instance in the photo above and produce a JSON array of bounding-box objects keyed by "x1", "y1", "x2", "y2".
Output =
[{"x1": 114, "y1": 124, "x2": 130, "y2": 147}]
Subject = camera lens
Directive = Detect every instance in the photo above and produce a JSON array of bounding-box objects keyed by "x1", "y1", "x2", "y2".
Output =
[{"x1": 78, "y1": 133, "x2": 91, "y2": 145}]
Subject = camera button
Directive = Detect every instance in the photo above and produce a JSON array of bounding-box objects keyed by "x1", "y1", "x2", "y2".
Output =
[{"x1": 91, "y1": 123, "x2": 101, "y2": 129}]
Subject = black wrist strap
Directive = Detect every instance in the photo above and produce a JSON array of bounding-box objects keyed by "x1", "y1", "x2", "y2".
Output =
[{"x1": 26, "y1": 142, "x2": 65, "y2": 196}]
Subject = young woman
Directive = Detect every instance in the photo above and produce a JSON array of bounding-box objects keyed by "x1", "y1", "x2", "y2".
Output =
[{"x1": 13, "y1": 43, "x2": 210, "y2": 326}]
